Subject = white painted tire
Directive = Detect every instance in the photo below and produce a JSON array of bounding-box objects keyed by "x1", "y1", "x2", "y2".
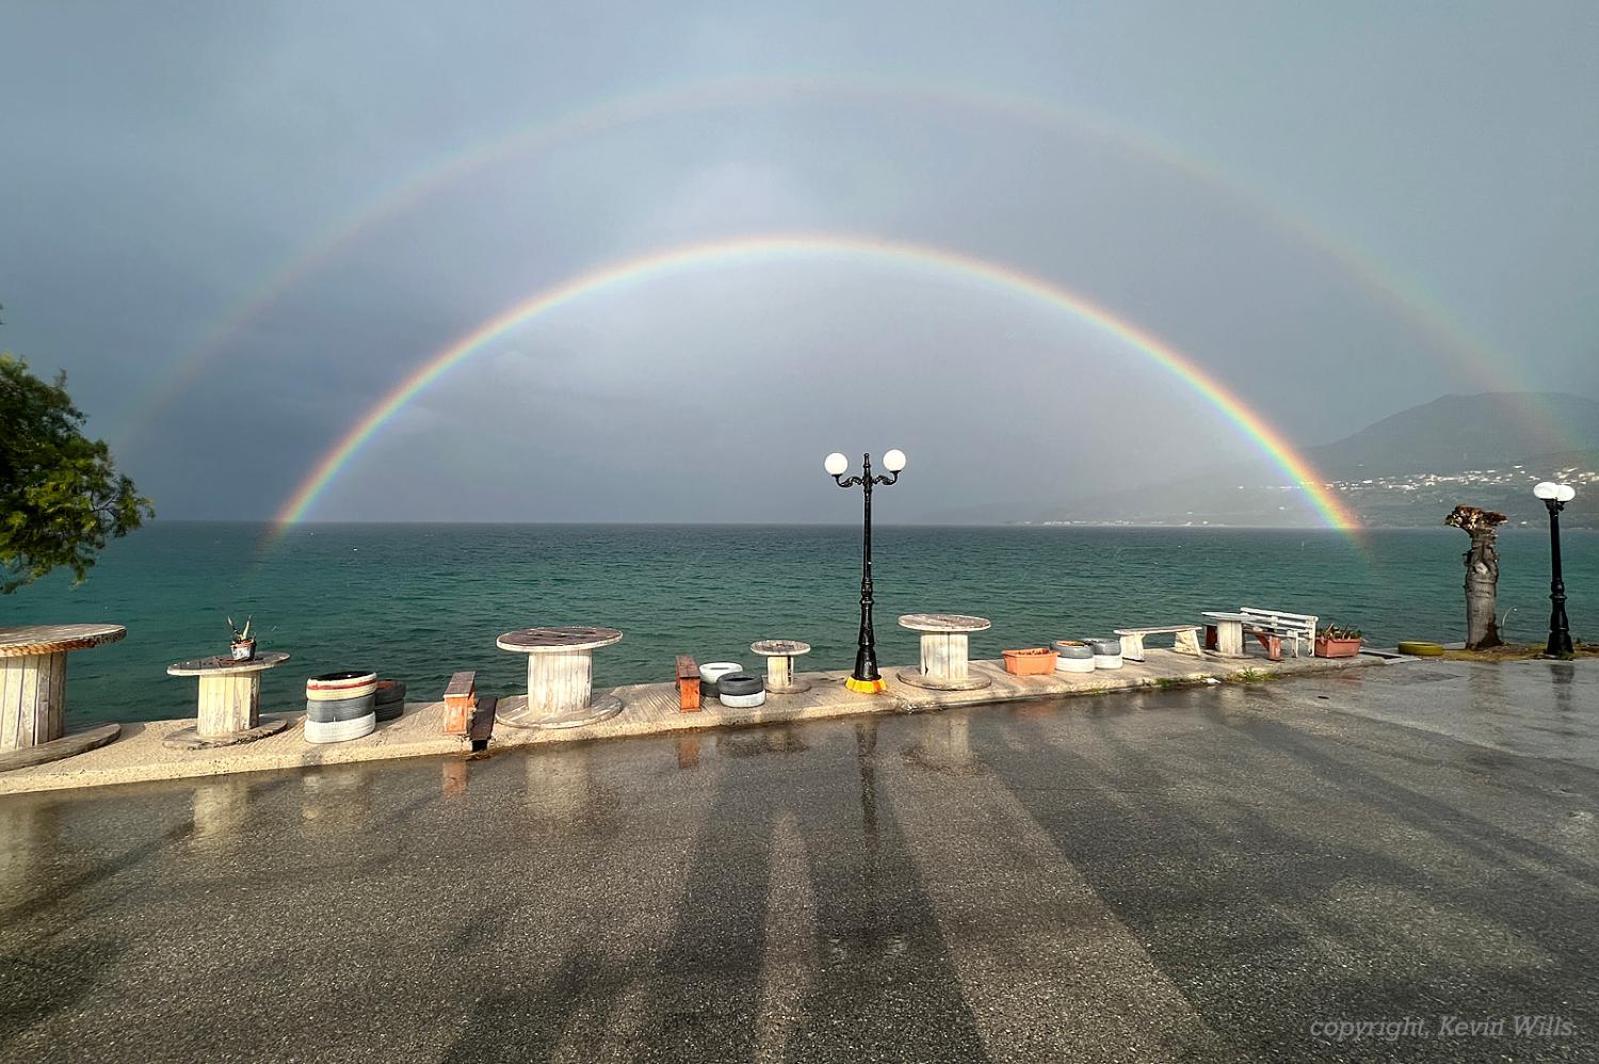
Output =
[
  {"x1": 304, "y1": 712, "x2": 376, "y2": 744},
  {"x1": 699, "y1": 662, "x2": 742, "y2": 694},
  {"x1": 306, "y1": 670, "x2": 378, "y2": 701},
  {"x1": 719, "y1": 689, "x2": 767, "y2": 709},
  {"x1": 1093, "y1": 655, "x2": 1124, "y2": 670},
  {"x1": 1056, "y1": 656, "x2": 1096, "y2": 673}
]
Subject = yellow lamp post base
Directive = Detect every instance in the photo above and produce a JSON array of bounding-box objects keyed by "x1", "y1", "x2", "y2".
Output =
[{"x1": 845, "y1": 676, "x2": 888, "y2": 695}]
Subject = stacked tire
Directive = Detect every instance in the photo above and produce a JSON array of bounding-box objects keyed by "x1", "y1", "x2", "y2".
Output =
[
  {"x1": 717, "y1": 673, "x2": 766, "y2": 709},
  {"x1": 1087, "y1": 638, "x2": 1124, "y2": 670},
  {"x1": 1053, "y1": 641, "x2": 1096, "y2": 674},
  {"x1": 305, "y1": 671, "x2": 378, "y2": 743},
  {"x1": 374, "y1": 679, "x2": 406, "y2": 722},
  {"x1": 699, "y1": 662, "x2": 743, "y2": 698}
]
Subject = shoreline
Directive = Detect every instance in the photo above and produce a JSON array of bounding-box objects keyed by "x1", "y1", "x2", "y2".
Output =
[{"x1": 0, "y1": 649, "x2": 1384, "y2": 797}]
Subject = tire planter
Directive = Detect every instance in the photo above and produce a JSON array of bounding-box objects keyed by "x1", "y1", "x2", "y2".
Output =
[
  {"x1": 699, "y1": 662, "x2": 743, "y2": 696},
  {"x1": 1087, "y1": 638, "x2": 1124, "y2": 670},
  {"x1": 305, "y1": 670, "x2": 377, "y2": 744},
  {"x1": 373, "y1": 678, "x2": 406, "y2": 722},
  {"x1": 1054, "y1": 641, "x2": 1096, "y2": 674},
  {"x1": 1397, "y1": 640, "x2": 1445, "y2": 657},
  {"x1": 717, "y1": 672, "x2": 766, "y2": 709}
]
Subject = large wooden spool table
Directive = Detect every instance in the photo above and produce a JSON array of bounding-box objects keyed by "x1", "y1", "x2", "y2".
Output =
[
  {"x1": 750, "y1": 639, "x2": 812, "y2": 694},
  {"x1": 0, "y1": 623, "x2": 125, "y2": 772},
  {"x1": 897, "y1": 613, "x2": 993, "y2": 691},
  {"x1": 496, "y1": 626, "x2": 625, "y2": 729},
  {"x1": 164, "y1": 651, "x2": 291, "y2": 749}
]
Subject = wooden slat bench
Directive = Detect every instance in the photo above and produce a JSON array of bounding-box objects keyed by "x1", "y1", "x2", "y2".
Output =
[
  {"x1": 1113, "y1": 625, "x2": 1202, "y2": 662},
  {"x1": 1239, "y1": 607, "x2": 1317, "y2": 661}
]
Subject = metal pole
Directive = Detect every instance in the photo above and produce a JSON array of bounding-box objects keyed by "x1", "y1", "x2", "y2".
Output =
[
  {"x1": 854, "y1": 452, "x2": 880, "y2": 686},
  {"x1": 830, "y1": 450, "x2": 899, "y2": 694},
  {"x1": 1546, "y1": 498, "x2": 1574, "y2": 657}
]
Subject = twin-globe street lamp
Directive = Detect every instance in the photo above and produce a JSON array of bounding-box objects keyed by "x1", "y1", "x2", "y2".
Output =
[
  {"x1": 826, "y1": 449, "x2": 907, "y2": 694},
  {"x1": 1534, "y1": 481, "x2": 1577, "y2": 658}
]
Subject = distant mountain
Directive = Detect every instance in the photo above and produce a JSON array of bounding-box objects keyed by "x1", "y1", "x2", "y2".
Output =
[
  {"x1": 1304, "y1": 392, "x2": 1599, "y2": 479},
  {"x1": 1013, "y1": 392, "x2": 1599, "y2": 529}
]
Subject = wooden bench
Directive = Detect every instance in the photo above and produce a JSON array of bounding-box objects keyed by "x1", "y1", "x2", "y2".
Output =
[
  {"x1": 676, "y1": 655, "x2": 701, "y2": 712},
  {"x1": 443, "y1": 671, "x2": 476, "y2": 736},
  {"x1": 1234, "y1": 608, "x2": 1317, "y2": 661},
  {"x1": 1113, "y1": 625, "x2": 1202, "y2": 662}
]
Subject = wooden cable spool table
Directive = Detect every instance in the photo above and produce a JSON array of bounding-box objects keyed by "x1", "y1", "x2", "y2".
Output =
[
  {"x1": 897, "y1": 613, "x2": 993, "y2": 691},
  {"x1": 0, "y1": 623, "x2": 126, "y2": 771},
  {"x1": 750, "y1": 639, "x2": 812, "y2": 694},
  {"x1": 495, "y1": 626, "x2": 625, "y2": 729},
  {"x1": 164, "y1": 652, "x2": 291, "y2": 749}
]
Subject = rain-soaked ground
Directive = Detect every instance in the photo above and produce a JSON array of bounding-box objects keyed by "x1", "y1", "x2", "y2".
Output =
[{"x1": 2, "y1": 660, "x2": 1597, "y2": 1063}]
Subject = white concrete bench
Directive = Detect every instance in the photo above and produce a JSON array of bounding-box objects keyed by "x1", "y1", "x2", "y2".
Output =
[
  {"x1": 1239, "y1": 607, "x2": 1318, "y2": 660},
  {"x1": 1113, "y1": 625, "x2": 1202, "y2": 662}
]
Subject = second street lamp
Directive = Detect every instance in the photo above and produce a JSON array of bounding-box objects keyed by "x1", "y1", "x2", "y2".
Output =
[
  {"x1": 826, "y1": 449, "x2": 906, "y2": 694},
  {"x1": 1534, "y1": 481, "x2": 1576, "y2": 658}
]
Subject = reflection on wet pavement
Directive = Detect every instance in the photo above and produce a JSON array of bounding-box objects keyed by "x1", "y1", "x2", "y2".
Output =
[{"x1": 1, "y1": 660, "x2": 1596, "y2": 1062}]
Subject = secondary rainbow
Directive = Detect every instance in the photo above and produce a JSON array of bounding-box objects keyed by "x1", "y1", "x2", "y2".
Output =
[
  {"x1": 122, "y1": 74, "x2": 1542, "y2": 447},
  {"x1": 272, "y1": 233, "x2": 1362, "y2": 533}
]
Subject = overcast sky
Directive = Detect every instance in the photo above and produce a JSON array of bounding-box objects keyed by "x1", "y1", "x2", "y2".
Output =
[{"x1": 2, "y1": 1, "x2": 1595, "y2": 522}]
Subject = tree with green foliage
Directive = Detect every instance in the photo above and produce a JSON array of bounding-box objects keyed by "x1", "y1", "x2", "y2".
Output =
[{"x1": 1, "y1": 347, "x2": 153, "y2": 592}]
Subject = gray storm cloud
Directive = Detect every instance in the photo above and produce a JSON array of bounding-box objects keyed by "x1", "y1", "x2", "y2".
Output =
[{"x1": 1, "y1": 0, "x2": 1594, "y2": 521}]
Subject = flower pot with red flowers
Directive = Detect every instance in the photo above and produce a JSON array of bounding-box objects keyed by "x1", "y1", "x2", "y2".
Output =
[
  {"x1": 1003, "y1": 647, "x2": 1058, "y2": 675},
  {"x1": 1315, "y1": 623, "x2": 1363, "y2": 658}
]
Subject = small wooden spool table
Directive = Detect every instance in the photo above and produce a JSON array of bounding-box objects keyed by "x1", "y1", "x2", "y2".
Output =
[
  {"x1": 496, "y1": 626, "x2": 625, "y2": 730},
  {"x1": 750, "y1": 639, "x2": 812, "y2": 694},
  {"x1": 1201, "y1": 612, "x2": 1248, "y2": 658},
  {"x1": 0, "y1": 623, "x2": 126, "y2": 771},
  {"x1": 897, "y1": 613, "x2": 993, "y2": 691},
  {"x1": 164, "y1": 651, "x2": 291, "y2": 749}
]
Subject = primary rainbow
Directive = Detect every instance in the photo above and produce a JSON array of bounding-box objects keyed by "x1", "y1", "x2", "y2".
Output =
[
  {"x1": 122, "y1": 74, "x2": 1548, "y2": 448},
  {"x1": 272, "y1": 233, "x2": 1362, "y2": 533}
]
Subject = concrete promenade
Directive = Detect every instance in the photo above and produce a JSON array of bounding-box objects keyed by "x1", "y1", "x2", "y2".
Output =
[
  {"x1": 0, "y1": 649, "x2": 1377, "y2": 795},
  {"x1": 1, "y1": 659, "x2": 1595, "y2": 1062}
]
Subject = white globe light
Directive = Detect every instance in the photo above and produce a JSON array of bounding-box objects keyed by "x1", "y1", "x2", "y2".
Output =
[
  {"x1": 824, "y1": 452, "x2": 849, "y2": 476},
  {"x1": 1535, "y1": 481, "x2": 1576, "y2": 503},
  {"x1": 882, "y1": 448, "x2": 907, "y2": 472}
]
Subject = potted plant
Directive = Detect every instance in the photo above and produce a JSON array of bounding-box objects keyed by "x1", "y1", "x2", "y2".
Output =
[
  {"x1": 227, "y1": 616, "x2": 256, "y2": 661},
  {"x1": 1315, "y1": 623, "x2": 1362, "y2": 658}
]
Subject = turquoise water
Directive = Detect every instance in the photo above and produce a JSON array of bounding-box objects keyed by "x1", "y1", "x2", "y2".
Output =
[{"x1": 3, "y1": 522, "x2": 1593, "y2": 724}]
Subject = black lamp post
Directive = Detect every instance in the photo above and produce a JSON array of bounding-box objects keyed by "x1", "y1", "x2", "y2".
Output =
[
  {"x1": 1535, "y1": 481, "x2": 1576, "y2": 658},
  {"x1": 826, "y1": 449, "x2": 906, "y2": 694}
]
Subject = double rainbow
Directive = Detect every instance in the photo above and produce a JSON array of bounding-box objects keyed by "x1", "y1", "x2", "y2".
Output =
[
  {"x1": 272, "y1": 233, "x2": 1360, "y2": 533},
  {"x1": 126, "y1": 75, "x2": 1539, "y2": 447}
]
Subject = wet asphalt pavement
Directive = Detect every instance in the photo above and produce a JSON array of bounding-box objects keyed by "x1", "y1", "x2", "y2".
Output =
[{"x1": 2, "y1": 660, "x2": 1597, "y2": 1063}]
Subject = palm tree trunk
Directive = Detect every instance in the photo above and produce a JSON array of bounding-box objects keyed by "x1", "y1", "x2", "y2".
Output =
[
  {"x1": 1446, "y1": 504, "x2": 1508, "y2": 651},
  {"x1": 1462, "y1": 530, "x2": 1502, "y2": 649}
]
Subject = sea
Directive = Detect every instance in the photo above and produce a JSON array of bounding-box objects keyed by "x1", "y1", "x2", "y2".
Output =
[{"x1": 3, "y1": 522, "x2": 1593, "y2": 724}]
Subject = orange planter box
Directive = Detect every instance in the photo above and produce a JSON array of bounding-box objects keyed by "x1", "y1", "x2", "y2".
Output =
[{"x1": 1003, "y1": 648, "x2": 1058, "y2": 675}]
